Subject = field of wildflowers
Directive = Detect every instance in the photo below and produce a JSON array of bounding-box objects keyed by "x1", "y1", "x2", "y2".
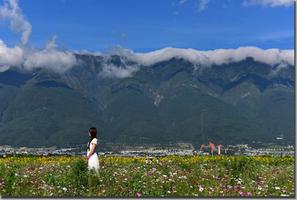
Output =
[{"x1": 0, "y1": 155, "x2": 294, "y2": 197}]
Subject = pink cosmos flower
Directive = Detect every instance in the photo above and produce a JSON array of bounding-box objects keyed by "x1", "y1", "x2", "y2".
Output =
[{"x1": 136, "y1": 192, "x2": 142, "y2": 197}]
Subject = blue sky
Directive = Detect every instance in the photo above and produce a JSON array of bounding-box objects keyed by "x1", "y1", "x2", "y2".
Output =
[{"x1": 0, "y1": 0, "x2": 294, "y2": 52}]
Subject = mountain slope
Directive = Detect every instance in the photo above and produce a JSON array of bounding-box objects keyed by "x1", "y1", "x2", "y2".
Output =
[{"x1": 0, "y1": 54, "x2": 294, "y2": 147}]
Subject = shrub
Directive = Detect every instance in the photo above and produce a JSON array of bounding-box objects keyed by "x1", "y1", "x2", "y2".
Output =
[
  {"x1": 223, "y1": 156, "x2": 256, "y2": 178},
  {"x1": 71, "y1": 159, "x2": 88, "y2": 193}
]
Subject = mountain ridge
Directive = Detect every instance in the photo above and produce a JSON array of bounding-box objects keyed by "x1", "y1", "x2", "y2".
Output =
[{"x1": 0, "y1": 52, "x2": 294, "y2": 147}]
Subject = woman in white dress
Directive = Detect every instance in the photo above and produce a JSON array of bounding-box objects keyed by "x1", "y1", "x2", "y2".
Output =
[{"x1": 86, "y1": 127, "x2": 100, "y2": 173}]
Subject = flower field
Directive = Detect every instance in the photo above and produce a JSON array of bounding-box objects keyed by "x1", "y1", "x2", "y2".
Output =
[{"x1": 0, "y1": 155, "x2": 295, "y2": 197}]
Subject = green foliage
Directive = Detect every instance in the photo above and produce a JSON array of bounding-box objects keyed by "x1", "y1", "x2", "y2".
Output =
[
  {"x1": 2, "y1": 169, "x2": 17, "y2": 195},
  {"x1": 71, "y1": 159, "x2": 88, "y2": 192},
  {"x1": 223, "y1": 156, "x2": 257, "y2": 178}
]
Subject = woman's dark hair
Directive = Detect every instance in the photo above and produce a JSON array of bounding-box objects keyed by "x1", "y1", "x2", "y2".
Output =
[{"x1": 87, "y1": 127, "x2": 97, "y2": 150}]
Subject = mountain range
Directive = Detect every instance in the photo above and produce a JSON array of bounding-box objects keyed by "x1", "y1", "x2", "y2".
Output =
[{"x1": 0, "y1": 48, "x2": 294, "y2": 147}]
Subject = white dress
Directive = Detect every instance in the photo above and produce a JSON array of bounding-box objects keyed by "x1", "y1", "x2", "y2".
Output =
[{"x1": 87, "y1": 138, "x2": 100, "y2": 172}]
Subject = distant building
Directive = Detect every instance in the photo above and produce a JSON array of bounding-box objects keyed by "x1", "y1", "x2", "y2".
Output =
[{"x1": 276, "y1": 134, "x2": 285, "y2": 140}]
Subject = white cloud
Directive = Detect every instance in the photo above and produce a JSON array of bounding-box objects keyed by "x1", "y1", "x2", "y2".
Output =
[
  {"x1": 243, "y1": 0, "x2": 294, "y2": 7},
  {"x1": 197, "y1": 0, "x2": 210, "y2": 12},
  {"x1": 206, "y1": 47, "x2": 294, "y2": 66},
  {"x1": 0, "y1": 0, "x2": 32, "y2": 45},
  {"x1": 0, "y1": 65, "x2": 10, "y2": 72},
  {"x1": 123, "y1": 46, "x2": 294, "y2": 67},
  {"x1": 23, "y1": 36, "x2": 77, "y2": 73},
  {"x1": 0, "y1": 0, "x2": 77, "y2": 73},
  {"x1": 0, "y1": 39, "x2": 24, "y2": 70},
  {"x1": 0, "y1": 43, "x2": 294, "y2": 77},
  {"x1": 24, "y1": 49, "x2": 77, "y2": 73},
  {"x1": 0, "y1": 39, "x2": 77, "y2": 73},
  {"x1": 99, "y1": 64, "x2": 139, "y2": 78},
  {"x1": 178, "y1": 0, "x2": 210, "y2": 12},
  {"x1": 98, "y1": 47, "x2": 139, "y2": 78},
  {"x1": 179, "y1": 0, "x2": 188, "y2": 5},
  {"x1": 269, "y1": 62, "x2": 289, "y2": 76},
  {"x1": 100, "y1": 46, "x2": 293, "y2": 78},
  {"x1": 45, "y1": 35, "x2": 58, "y2": 50},
  {"x1": 0, "y1": 0, "x2": 293, "y2": 76},
  {"x1": 72, "y1": 49, "x2": 102, "y2": 56}
]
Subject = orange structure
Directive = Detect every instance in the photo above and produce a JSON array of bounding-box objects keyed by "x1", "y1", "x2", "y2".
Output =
[{"x1": 209, "y1": 141, "x2": 215, "y2": 155}]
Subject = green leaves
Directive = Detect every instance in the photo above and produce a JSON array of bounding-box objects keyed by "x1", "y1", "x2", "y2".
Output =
[{"x1": 71, "y1": 159, "x2": 88, "y2": 191}]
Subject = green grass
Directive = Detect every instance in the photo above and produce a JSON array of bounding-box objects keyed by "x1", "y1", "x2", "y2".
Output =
[{"x1": 0, "y1": 155, "x2": 294, "y2": 197}]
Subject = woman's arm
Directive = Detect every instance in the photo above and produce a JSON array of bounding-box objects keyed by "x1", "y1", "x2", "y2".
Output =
[{"x1": 87, "y1": 143, "x2": 97, "y2": 159}]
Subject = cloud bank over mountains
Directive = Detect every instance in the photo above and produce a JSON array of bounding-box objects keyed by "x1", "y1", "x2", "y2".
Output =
[
  {"x1": 0, "y1": 0, "x2": 294, "y2": 77},
  {"x1": 0, "y1": 37, "x2": 77, "y2": 73},
  {"x1": 100, "y1": 46, "x2": 293, "y2": 78},
  {"x1": 0, "y1": 39, "x2": 294, "y2": 77},
  {"x1": 129, "y1": 47, "x2": 294, "y2": 66}
]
